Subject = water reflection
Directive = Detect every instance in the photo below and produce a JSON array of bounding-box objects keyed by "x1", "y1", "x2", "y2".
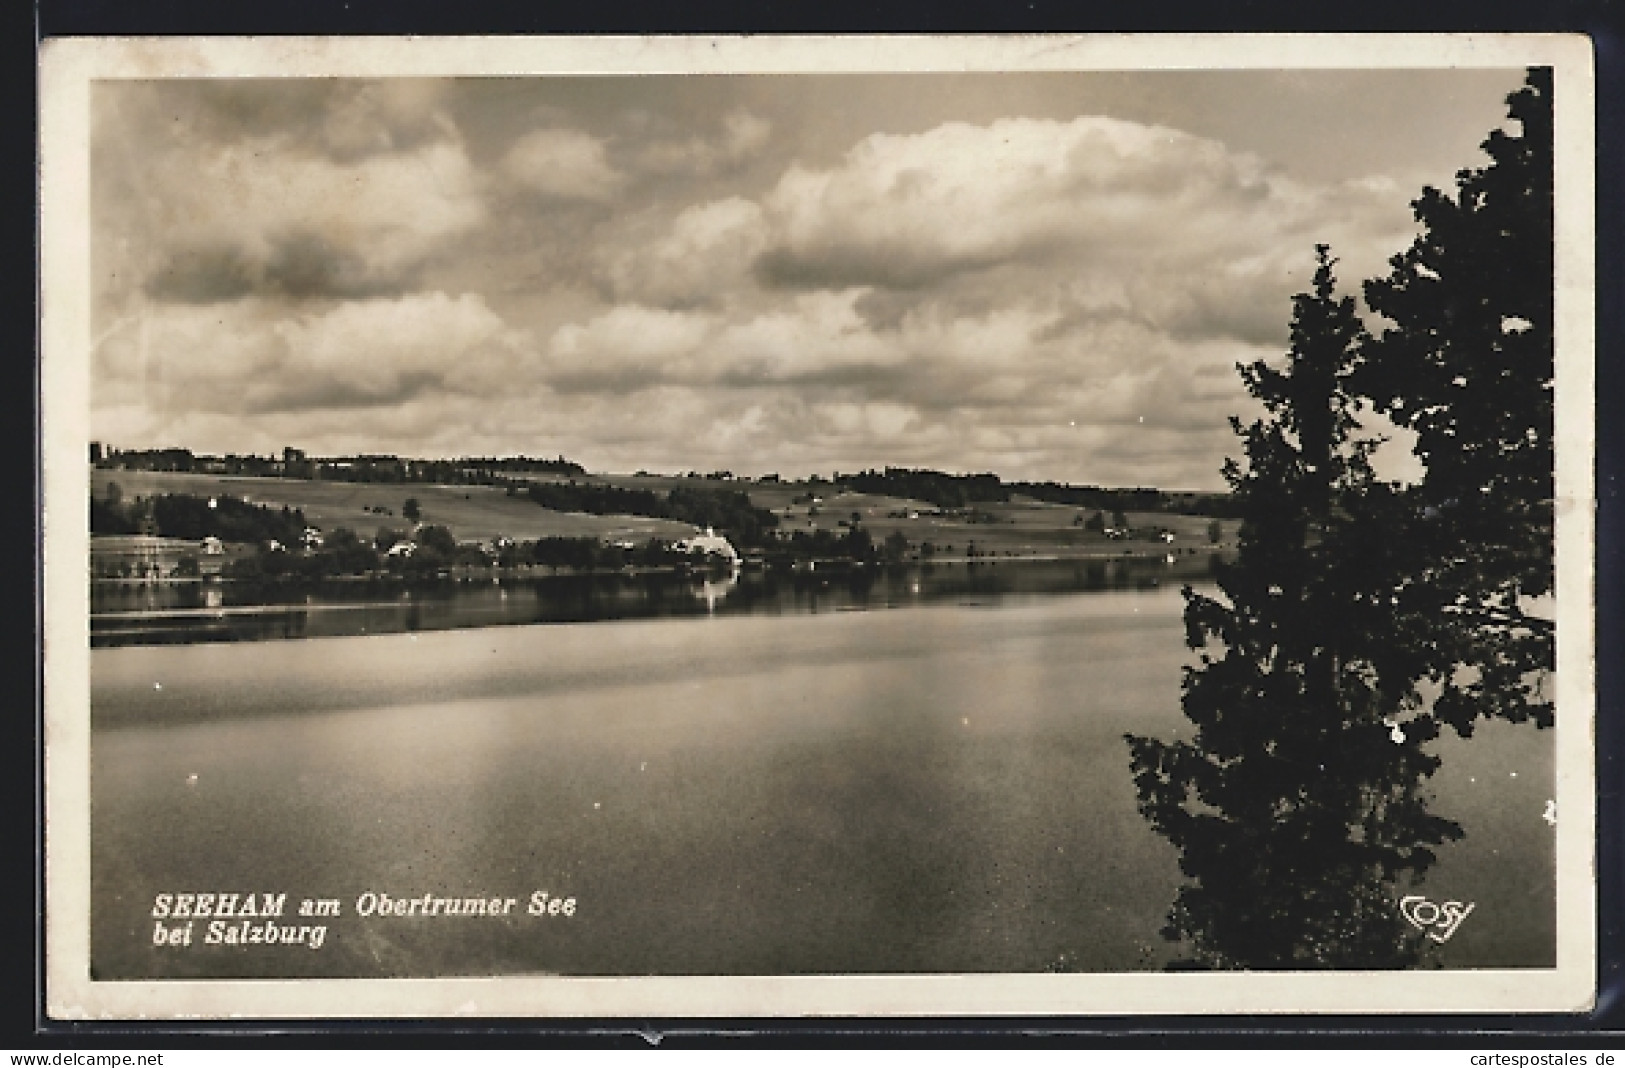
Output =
[
  {"x1": 91, "y1": 554, "x2": 1223, "y2": 648},
  {"x1": 90, "y1": 588, "x2": 1550, "y2": 978},
  {"x1": 695, "y1": 568, "x2": 739, "y2": 613},
  {"x1": 93, "y1": 592, "x2": 1202, "y2": 978}
]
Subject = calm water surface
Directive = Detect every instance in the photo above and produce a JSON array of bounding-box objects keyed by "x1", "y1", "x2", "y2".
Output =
[
  {"x1": 91, "y1": 555, "x2": 1217, "y2": 647},
  {"x1": 91, "y1": 585, "x2": 1554, "y2": 978}
]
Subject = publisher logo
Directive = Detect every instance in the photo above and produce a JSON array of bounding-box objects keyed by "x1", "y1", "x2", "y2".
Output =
[{"x1": 1399, "y1": 895, "x2": 1475, "y2": 943}]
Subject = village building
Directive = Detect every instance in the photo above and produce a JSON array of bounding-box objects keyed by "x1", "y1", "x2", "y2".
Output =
[{"x1": 676, "y1": 527, "x2": 740, "y2": 565}]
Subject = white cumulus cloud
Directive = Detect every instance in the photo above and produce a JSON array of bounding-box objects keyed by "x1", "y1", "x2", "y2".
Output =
[
  {"x1": 94, "y1": 292, "x2": 536, "y2": 419},
  {"x1": 501, "y1": 128, "x2": 625, "y2": 201}
]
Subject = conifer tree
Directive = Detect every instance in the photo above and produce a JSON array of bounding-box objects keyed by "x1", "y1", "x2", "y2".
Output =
[
  {"x1": 1125, "y1": 69, "x2": 1556, "y2": 969},
  {"x1": 1357, "y1": 67, "x2": 1555, "y2": 734},
  {"x1": 1126, "y1": 249, "x2": 1457, "y2": 968}
]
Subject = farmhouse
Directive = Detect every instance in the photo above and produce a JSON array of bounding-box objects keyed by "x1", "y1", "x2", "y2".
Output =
[{"x1": 676, "y1": 527, "x2": 740, "y2": 565}]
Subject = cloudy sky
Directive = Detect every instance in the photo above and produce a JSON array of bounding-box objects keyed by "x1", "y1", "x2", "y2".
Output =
[{"x1": 90, "y1": 69, "x2": 1524, "y2": 489}]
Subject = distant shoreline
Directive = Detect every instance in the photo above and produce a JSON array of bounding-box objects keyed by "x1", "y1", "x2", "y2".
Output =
[
  {"x1": 90, "y1": 553, "x2": 1230, "y2": 650},
  {"x1": 89, "y1": 542, "x2": 1223, "y2": 590}
]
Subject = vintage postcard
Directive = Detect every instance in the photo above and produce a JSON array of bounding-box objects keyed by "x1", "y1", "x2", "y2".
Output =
[{"x1": 40, "y1": 34, "x2": 1596, "y2": 1018}]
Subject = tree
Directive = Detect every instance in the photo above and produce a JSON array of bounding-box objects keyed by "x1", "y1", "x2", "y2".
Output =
[
  {"x1": 1206, "y1": 518, "x2": 1223, "y2": 545},
  {"x1": 843, "y1": 525, "x2": 874, "y2": 562},
  {"x1": 415, "y1": 524, "x2": 457, "y2": 556},
  {"x1": 90, "y1": 483, "x2": 137, "y2": 535},
  {"x1": 1126, "y1": 248, "x2": 1455, "y2": 968},
  {"x1": 1356, "y1": 68, "x2": 1554, "y2": 733},
  {"x1": 1124, "y1": 71, "x2": 1558, "y2": 969},
  {"x1": 321, "y1": 527, "x2": 379, "y2": 573},
  {"x1": 402, "y1": 497, "x2": 422, "y2": 523}
]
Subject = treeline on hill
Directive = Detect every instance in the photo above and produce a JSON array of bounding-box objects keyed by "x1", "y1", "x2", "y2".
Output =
[
  {"x1": 312, "y1": 456, "x2": 586, "y2": 485},
  {"x1": 1011, "y1": 482, "x2": 1241, "y2": 518},
  {"x1": 525, "y1": 482, "x2": 779, "y2": 546},
  {"x1": 96, "y1": 449, "x2": 1240, "y2": 517},
  {"x1": 96, "y1": 447, "x2": 585, "y2": 484},
  {"x1": 835, "y1": 467, "x2": 1238, "y2": 517},
  {"x1": 92, "y1": 487, "x2": 308, "y2": 546},
  {"x1": 838, "y1": 468, "x2": 1008, "y2": 508}
]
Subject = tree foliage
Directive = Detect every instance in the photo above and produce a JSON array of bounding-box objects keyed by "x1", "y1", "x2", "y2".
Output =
[
  {"x1": 1127, "y1": 249, "x2": 1455, "y2": 968},
  {"x1": 1357, "y1": 67, "x2": 1554, "y2": 735},
  {"x1": 92, "y1": 489, "x2": 308, "y2": 546},
  {"x1": 839, "y1": 468, "x2": 1009, "y2": 509},
  {"x1": 525, "y1": 481, "x2": 779, "y2": 546},
  {"x1": 1125, "y1": 69, "x2": 1555, "y2": 968}
]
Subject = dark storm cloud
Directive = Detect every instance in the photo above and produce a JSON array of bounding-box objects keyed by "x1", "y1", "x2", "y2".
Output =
[
  {"x1": 261, "y1": 232, "x2": 418, "y2": 300},
  {"x1": 140, "y1": 80, "x2": 340, "y2": 143},
  {"x1": 754, "y1": 244, "x2": 1010, "y2": 293},
  {"x1": 145, "y1": 232, "x2": 418, "y2": 304},
  {"x1": 142, "y1": 241, "x2": 259, "y2": 304},
  {"x1": 140, "y1": 80, "x2": 454, "y2": 162}
]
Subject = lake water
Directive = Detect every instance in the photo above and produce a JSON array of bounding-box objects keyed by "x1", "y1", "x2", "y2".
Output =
[
  {"x1": 90, "y1": 554, "x2": 1222, "y2": 647},
  {"x1": 90, "y1": 580, "x2": 1555, "y2": 979}
]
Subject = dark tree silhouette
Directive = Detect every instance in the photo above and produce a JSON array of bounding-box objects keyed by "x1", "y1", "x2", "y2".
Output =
[
  {"x1": 415, "y1": 524, "x2": 457, "y2": 555},
  {"x1": 1126, "y1": 249, "x2": 1458, "y2": 969},
  {"x1": 1124, "y1": 69, "x2": 1555, "y2": 971},
  {"x1": 1357, "y1": 67, "x2": 1555, "y2": 735}
]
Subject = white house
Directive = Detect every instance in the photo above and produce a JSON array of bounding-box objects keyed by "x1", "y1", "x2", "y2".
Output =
[{"x1": 676, "y1": 527, "x2": 740, "y2": 565}]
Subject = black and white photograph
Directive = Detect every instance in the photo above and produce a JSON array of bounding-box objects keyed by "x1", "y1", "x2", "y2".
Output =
[{"x1": 40, "y1": 35, "x2": 1596, "y2": 1017}]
